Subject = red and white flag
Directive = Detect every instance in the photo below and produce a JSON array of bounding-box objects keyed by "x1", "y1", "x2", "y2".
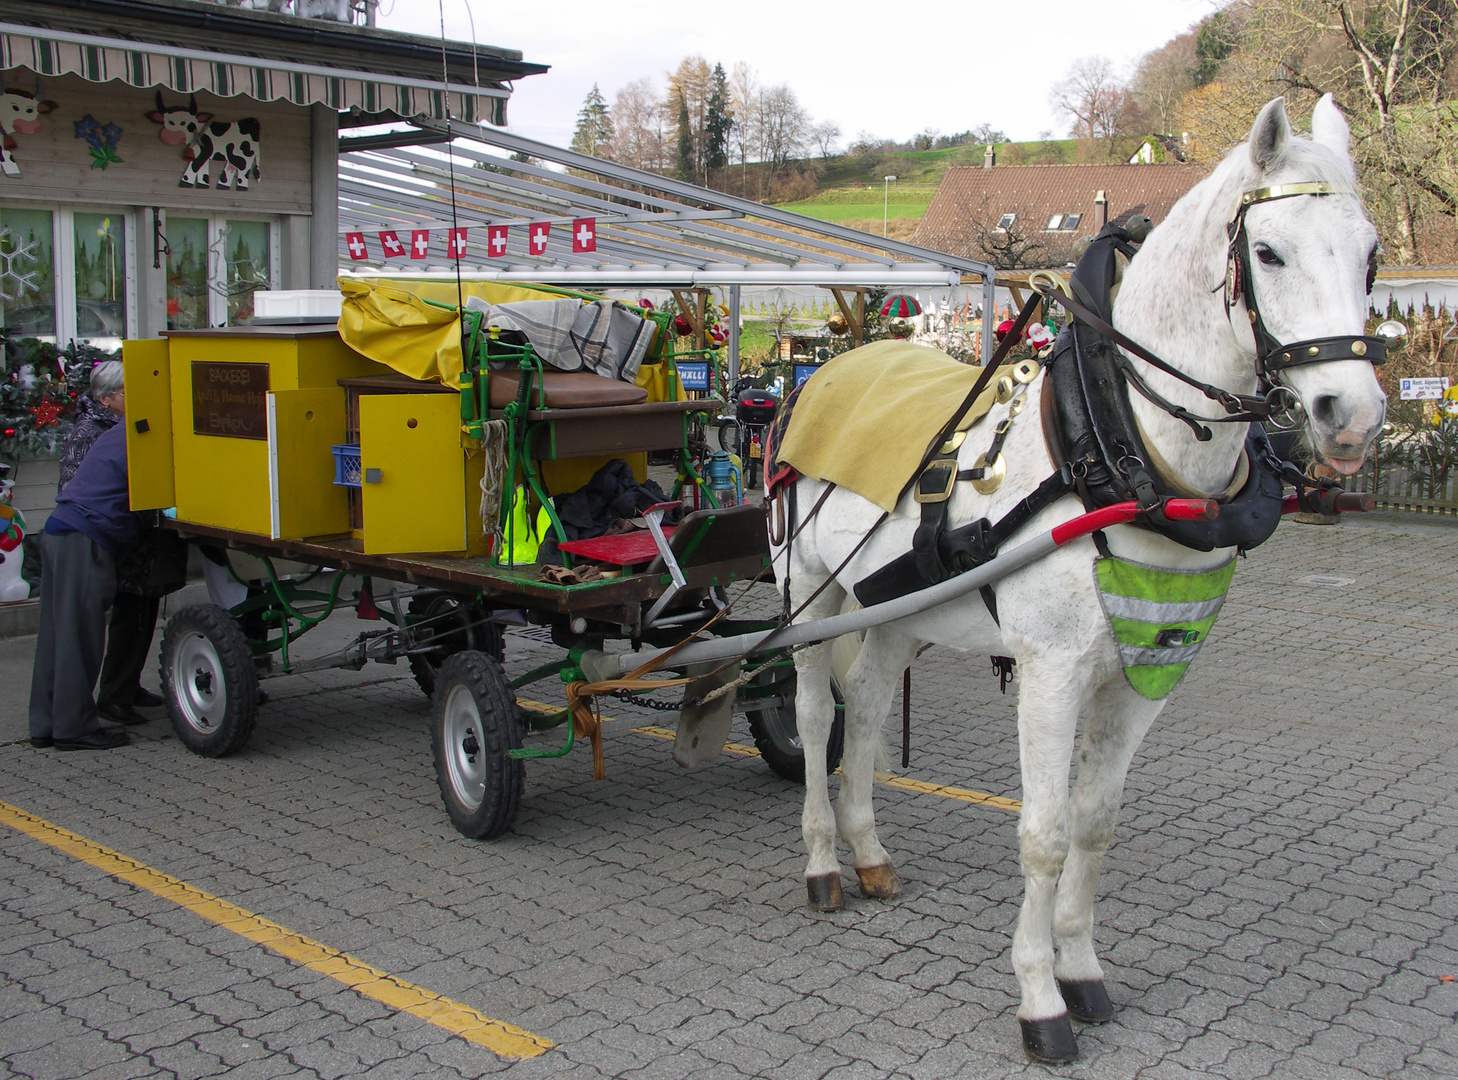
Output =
[
  {"x1": 409, "y1": 229, "x2": 430, "y2": 260},
  {"x1": 528, "y1": 221, "x2": 550, "y2": 256},
  {"x1": 378, "y1": 231, "x2": 405, "y2": 257},
  {"x1": 345, "y1": 232, "x2": 368, "y2": 261},
  {"x1": 486, "y1": 225, "x2": 509, "y2": 258},
  {"x1": 447, "y1": 227, "x2": 469, "y2": 260},
  {"x1": 572, "y1": 217, "x2": 597, "y2": 254}
]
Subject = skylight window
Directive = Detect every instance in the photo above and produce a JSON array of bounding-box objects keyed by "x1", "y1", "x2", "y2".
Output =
[
  {"x1": 1046, "y1": 214, "x2": 1064, "y2": 229},
  {"x1": 996, "y1": 213, "x2": 1017, "y2": 230},
  {"x1": 1062, "y1": 213, "x2": 1082, "y2": 230}
]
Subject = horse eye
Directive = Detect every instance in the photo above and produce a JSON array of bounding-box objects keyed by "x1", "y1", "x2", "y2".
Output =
[{"x1": 1255, "y1": 243, "x2": 1284, "y2": 267}]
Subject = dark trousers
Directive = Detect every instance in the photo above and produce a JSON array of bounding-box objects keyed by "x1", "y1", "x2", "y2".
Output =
[
  {"x1": 29, "y1": 531, "x2": 116, "y2": 741},
  {"x1": 98, "y1": 593, "x2": 161, "y2": 707}
]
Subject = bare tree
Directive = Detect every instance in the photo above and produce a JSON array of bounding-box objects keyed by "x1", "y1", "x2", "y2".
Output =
[
  {"x1": 756, "y1": 84, "x2": 809, "y2": 195},
  {"x1": 1134, "y1": 33, "x2": 1197, "y2": 134},
  {"x1": 809, "y1": 120, "x2": 841, "y2": 160},
  {"x1": 728, "y1": 61, "x2": 761, "y2": 188},
  {"x1": 1050, "y1": 55, "x2": 1145, "y2": 157},
  {"x1": 609, "y1": 78, "x2": 667, "y2": 170}
]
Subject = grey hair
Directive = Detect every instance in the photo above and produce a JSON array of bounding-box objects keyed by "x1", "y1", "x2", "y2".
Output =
[{"x1": 89, "y1": 360, "x2": 125, "y2": 398}]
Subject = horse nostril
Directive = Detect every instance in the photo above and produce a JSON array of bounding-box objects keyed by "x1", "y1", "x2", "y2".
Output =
[{"x1": 1310, "y1": 394, "x2": 1343, "y2": 431}]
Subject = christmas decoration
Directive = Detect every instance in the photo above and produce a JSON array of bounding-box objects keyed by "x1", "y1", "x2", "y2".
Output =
[
  {"x1": 74, "y1": 114, "x2": 124, "y2": 170},
  {"x1": 881, "y1": 294, "x2": 922, "y2": 318},
  {"x1": 0, "y1": 489, "x2": 27, "y2": 601},
  {"x1": 0, "y1": 227, "x2": 40, "y2": 302},
  {"x1": 572, "y1": 217, "x2": 597, "y2": 254},
  {"x1": 1, "y1": 337, "x2": 105, "y2": 458},
  {"x1": 673, "y1": 314, "x2": 694, "y2": 337},
  {"x1": 0, "y1": 91, "x2": 57, "y2": 178},
  {"x1": 828, "y1": 311, "x2": 849, "y2": 335}
]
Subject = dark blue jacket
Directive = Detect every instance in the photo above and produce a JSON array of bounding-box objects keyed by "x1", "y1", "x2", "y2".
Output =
[{"x1": 46, "y1": 424, "x2": 141, "y2": 556}]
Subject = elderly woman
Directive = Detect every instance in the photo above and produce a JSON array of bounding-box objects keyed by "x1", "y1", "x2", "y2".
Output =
[{"x1": 55, "y1": 360, "x2": 187, "y2": 728}]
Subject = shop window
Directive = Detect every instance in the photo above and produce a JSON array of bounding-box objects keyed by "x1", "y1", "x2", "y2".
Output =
[
  {"x1": 72, "y1": 212, "x2": 127, "y2": 353},
  {"x1": 166, "y1": 217, "x2": 209, "y2": 330},
  {"x1": 224, "y1": 220, "x2": 271, "y2": 325},
  {"x1": 0, "y1": 207, "x2": 56, "y2": 341}
]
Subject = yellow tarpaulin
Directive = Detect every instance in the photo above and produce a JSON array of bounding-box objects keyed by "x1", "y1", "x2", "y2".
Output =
[
  {"x1": 775, "y1": 341, "x2": 1018, "y2": 513},
  {"x1": 337, "y1": 279, "x2": 464, "y2": 386}
]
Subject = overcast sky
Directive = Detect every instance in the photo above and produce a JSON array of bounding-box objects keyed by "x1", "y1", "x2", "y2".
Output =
[{"x1": 378, "y1": 0, "x2": 1218, "y2": 150}]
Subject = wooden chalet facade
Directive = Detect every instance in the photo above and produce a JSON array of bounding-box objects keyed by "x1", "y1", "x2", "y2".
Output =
[{"x1": 0, "y1": 0, "x2": 546, "y2": 348}]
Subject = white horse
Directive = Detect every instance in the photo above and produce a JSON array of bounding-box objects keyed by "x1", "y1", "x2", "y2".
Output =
[{"x1": 775, "y1": 96, "x2": 1386, "y2": 1063}]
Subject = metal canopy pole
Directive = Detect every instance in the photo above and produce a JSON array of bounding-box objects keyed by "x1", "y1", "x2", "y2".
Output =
[
  {"x1": 981, "y1": 273, "x2": 997, "y2": 367},
  {"x1": 728, "y1": 285, "x2": 741, "y2": 380}
]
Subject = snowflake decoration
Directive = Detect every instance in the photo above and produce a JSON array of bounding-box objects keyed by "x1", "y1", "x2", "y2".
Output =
[{"x1": 0, "y1": 227, "x2": 40, "y2": 303}]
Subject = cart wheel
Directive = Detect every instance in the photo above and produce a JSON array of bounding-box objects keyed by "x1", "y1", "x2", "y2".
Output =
[
  {"x1": 745, "y1": 665, "x2": 844, "y2": 784},
  {"x1": 408, "y1": 592, "x2": 503, "y2": 698},
  {"x1": 160, "y1": 604, "x2": 259, "y2": 758},
  {"x1": 431, "y1": 651, "x2": 525, "y2": 839},
  {"x1": 718, "y1": 419, "x2": 742, "y2": 457}
]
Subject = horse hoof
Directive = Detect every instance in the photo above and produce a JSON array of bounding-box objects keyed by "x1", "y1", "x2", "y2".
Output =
[
  {"x1": 806, "y1": 873, "x2": 843, "y2": 911},
  {"x1": 1020, "y1": 1015, "x2": 1078, "y2": 1065},
  {"x1": 855, "y1": 863, "x2": 901, "y2": 899},
  {"x1": 1058, "y1": 978, "x2": 1116, "y2": 1024}
]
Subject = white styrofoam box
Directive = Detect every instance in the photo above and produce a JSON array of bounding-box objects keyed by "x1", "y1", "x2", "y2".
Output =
[{"x1": 252, "y1": 290, "x2": 343, "y2": 320}]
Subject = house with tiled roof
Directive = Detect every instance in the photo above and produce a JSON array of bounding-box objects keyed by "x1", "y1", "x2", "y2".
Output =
[{"x1": 913, "y1": 163, "x2": 1202, "y2": 269}]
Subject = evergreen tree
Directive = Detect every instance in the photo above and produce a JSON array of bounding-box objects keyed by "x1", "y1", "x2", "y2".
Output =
[
  {"x1": 675, "y1": 90, "x2": 693, "y2": 180},
  {"x1": 704, "y1": 63, "x2": 731, "y2": 177},
  {"x1": 570, "y1": 84, "x2": 615, "y2": 158}
]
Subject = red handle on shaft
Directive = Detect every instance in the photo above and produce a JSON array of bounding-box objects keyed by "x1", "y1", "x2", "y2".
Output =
[
  {"x1": 1281, "y1": 491, "x2": 1376, "y2": 515},
  {"x1": 1164, "y1": 498, "x2": 1220, "y2": 521},
  {"x1": 1049, "y1": 498, "x2": 1218, "y2": 546}
]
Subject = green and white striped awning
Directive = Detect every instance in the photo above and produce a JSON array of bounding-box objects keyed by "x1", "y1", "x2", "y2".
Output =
[{"x1": 0, "y1": 20, "x2": 510, "y2": 125}]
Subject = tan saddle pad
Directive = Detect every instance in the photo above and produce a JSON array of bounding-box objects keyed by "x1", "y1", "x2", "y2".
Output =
[{"x1": 775, "y1": 340, "x2": 1017, "y2": 512}]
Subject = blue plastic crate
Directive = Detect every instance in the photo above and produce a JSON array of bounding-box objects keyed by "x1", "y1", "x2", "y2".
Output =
[
  {"x1": 331, "y1": 444, "x2": 362, "y2": 488},
  {"x1": 676, "y1": 360, "x2": 710, "y2": 391}
]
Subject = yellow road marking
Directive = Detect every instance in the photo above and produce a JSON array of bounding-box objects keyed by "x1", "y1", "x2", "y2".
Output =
[
  {"x1": 0, "y1": 800, "x2": 553, "y2": 1061},
  {"x1": 630, "y1": 726, "x2": 1020, "y2": 811}
]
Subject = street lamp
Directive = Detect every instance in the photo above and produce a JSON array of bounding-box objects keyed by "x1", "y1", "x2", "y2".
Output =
[{"x1": 883, "y1": 175, "x2": 897, "y2": 237}]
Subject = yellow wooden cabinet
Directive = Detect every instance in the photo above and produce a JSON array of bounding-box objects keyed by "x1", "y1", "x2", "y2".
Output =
[{"x1": 358, "y1": 394, "x2": 467, "y2": 555}]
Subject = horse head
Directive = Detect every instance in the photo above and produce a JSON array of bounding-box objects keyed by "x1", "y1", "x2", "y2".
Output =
[{"x1": 1230, "y1": 95, "x2": 1387, "y2": 475}]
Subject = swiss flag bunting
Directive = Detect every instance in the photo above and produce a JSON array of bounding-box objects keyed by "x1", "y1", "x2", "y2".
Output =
[
  {"x1": 528, "y1": 221, "x2": 550, "y2": 256},
  {"x1": 410, "y1": 230, "x2": 430, "y2": 260},
  {"x1": 447, "y1": 227, "x2": 469, "y2": 259},
  {"x1": 572, "y1": 217, "x2": 597, "y2": 254},
  {"x1": 487, "y1": 225, "x2": 508, "y2": 258},
  {"x1": 378, "y1": 231, "x2": 405, "y2": 258},
  {"x1": 345, "y1": 232, "x2": 368, "y2": 261}
]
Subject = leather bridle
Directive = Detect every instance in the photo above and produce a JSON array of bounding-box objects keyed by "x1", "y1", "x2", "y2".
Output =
[{"x1": 1224, "y1": 181, "x2": 1386, "y2": 421}]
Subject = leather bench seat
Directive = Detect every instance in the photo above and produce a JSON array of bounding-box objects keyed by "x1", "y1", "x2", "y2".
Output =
[{"x1": 488, "y1": 369, "x2": 648, "y2": 410}]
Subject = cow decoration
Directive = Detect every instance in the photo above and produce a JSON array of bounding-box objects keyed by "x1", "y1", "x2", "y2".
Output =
[
  {"x1": 146, "y1": 92, "x2": 261, "y2": 190},
  {"x1": 0, "y1": 90, "x2": 57, "y2": 178}
]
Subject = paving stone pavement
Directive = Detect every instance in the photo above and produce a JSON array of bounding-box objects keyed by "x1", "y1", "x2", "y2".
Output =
[{"x1": 0, "y1": 513, "x2": 1455, "y2": 1080}]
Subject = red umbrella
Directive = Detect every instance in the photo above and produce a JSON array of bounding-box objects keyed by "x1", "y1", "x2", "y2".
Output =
[{"x1": 881, "y1": 294, "x2": 922, "y2": 318}]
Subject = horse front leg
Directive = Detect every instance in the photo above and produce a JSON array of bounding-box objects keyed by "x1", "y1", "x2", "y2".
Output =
[
  {"x1": 1053, "y1": 678, "x2": 1163, "y2": 1025},
  {"x1": 1012, "y1": 656, "x2": 1089, "y2": 1064},
  {"x1": 794, "y1": 581, "x2": 845, "y2": 911},
  {"x1": 838, "y1": 626, "x2": 917, "y2": 899}
]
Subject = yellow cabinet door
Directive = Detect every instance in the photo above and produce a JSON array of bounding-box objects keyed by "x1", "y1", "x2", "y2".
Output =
[
  {"x1": 122, "y1": 339, "x2": 174, "y2": 510},
  {"x1": 359, "y1": 394, "x2": 465, "y2": 555},
  {"x1": 267, "y1": 388, "x2": 350, "y2": 541}
]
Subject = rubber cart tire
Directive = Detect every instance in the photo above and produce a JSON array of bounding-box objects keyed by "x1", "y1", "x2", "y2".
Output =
[
  {"x1": 745, "y1": 666, "x2": 845, "y2": 784},
  {"x1": 431, "y1": 651, "x2": 525, "y2": 839},
  {"x1": 160, "y1": 604, "x2": 259, "y2": 758},
  {"x1": 717, "y1": 419, "x2": 742, "y2": 457},
  {"x1": 408, "y1": 592, "x2": 503, "y2": 698}
]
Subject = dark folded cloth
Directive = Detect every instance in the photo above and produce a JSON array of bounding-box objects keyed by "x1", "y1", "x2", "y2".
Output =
[{"x1": 538, "y1": 459, "x2": 681, "y2": 565}]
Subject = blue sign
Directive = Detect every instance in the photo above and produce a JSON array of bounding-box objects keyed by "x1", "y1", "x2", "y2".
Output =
[
  {"x1": 676, "y1": 361, "x2": 710, "y2": 391},
  {"x1": 793, "y1": 362, "x2": 824, "y2": 387}
]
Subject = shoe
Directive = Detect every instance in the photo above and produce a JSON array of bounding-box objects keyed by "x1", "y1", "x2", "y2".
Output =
[
  {"x1": 132, "y1": 688, "x2": 166, "y2": 708},
  {"x1": 30, "y1": 736, "x2": 53, "y2": 749},
  {"x1": 55, "y1": 729, "x2": 130, "y2": 751},
  {"x1": 98, "y1": 703, "x2": 152, "y2": 727}
]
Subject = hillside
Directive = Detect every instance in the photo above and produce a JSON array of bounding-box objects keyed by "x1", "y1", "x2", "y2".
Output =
[{"x1": 773, "y1": 137, "x2": 1133, "y2": 241}]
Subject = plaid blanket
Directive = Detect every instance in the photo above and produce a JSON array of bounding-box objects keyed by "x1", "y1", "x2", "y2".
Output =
[{"x1": 466, "y1": 297, "x2": 653, "y2": 382}]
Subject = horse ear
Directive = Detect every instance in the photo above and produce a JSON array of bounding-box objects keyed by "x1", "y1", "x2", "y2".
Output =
[
  {"x1": 1310, "y1": 93, "x2": 1350, "y2": 157},
  {"x1": 1247, "y1": 97, "x2": 1290, "y2": 173}
]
